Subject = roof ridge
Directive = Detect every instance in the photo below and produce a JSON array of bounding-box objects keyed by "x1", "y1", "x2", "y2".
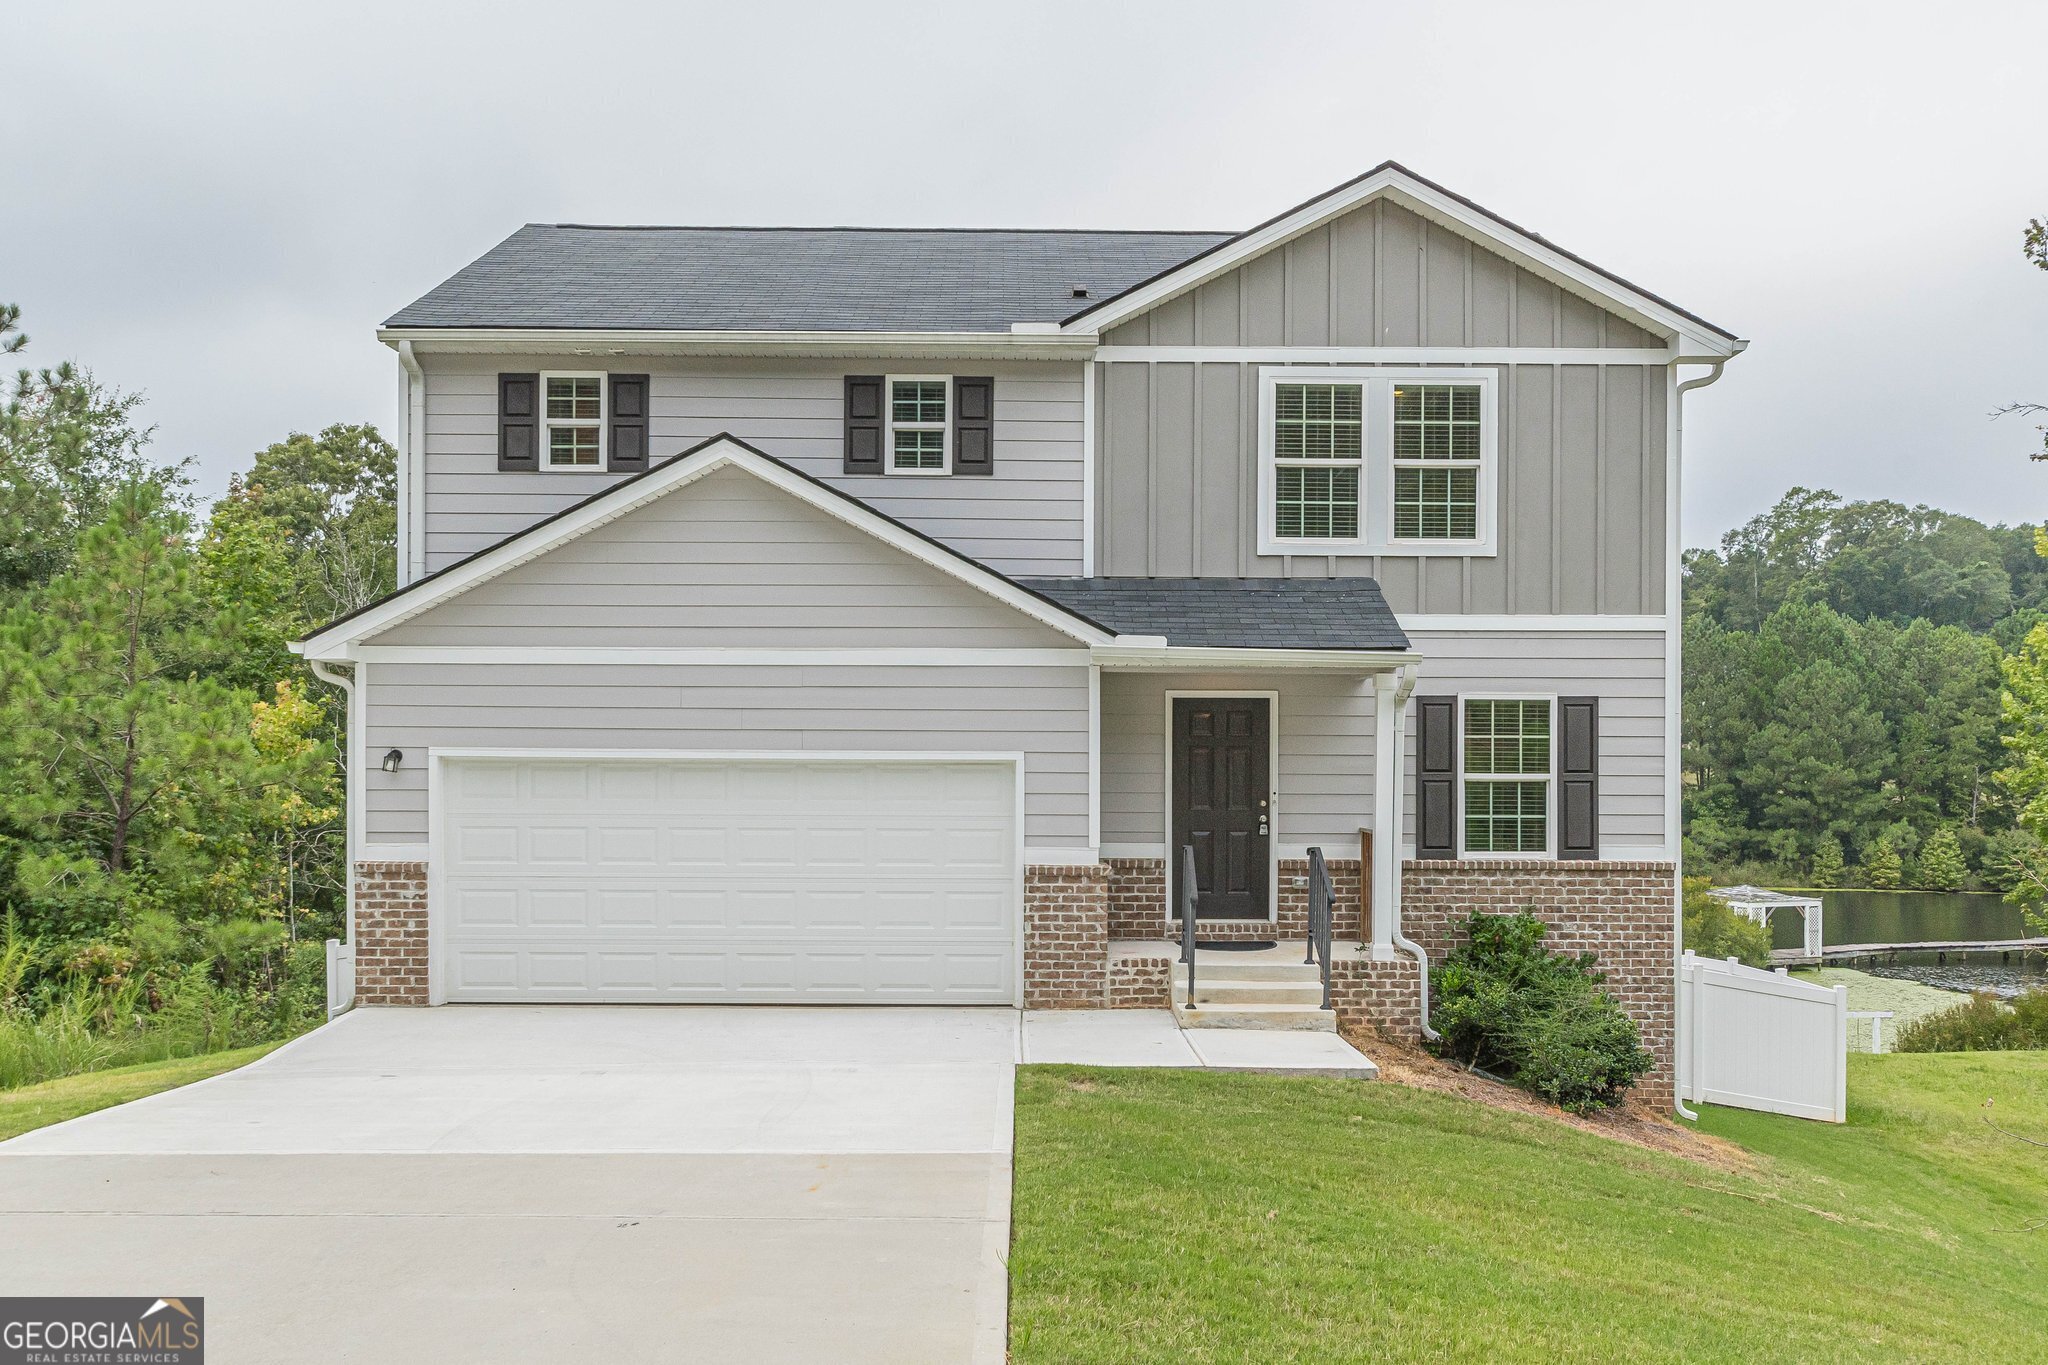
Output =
[{"x1": 535, "y1": 223, "x2": 1235, "y2": 237}]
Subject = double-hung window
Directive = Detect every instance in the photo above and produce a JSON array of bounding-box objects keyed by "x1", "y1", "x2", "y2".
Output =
[
  {"x1": 888, "y1": 376, "x2": 950, "y2": 474},
  {"x1": 542, "y1": 373, "x2": 605, "y2": 469},
  {"x1": 1461, "y1": 697, "x2": 1553, "y2": 855},
  {"x1": 1392, "y1": 382, "x2": 1483, "y2": 540},
  {"x1": 1257, "y1": 368, "x2": 1495, "y2": 555},
  {"x1": 1270, "y1": 382, "x2": 1364, "y2": 542}
]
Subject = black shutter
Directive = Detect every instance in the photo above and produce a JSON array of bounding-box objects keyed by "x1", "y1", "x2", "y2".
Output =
[
  {"x1": 1557, "y1": 697, "x2": 1600, "y2": 859},
  {"x1": 1415, "y1": 695, "x2": 1458, "y2": 859},
  {"x1": 498, "y1": 373, "x2": 539, "y2": 471},
  {"x1": 953, "y1": 376, "x2": 994, "y2": 475},
  {"x1": 844, "y1": 375, "x2": 884, "y2": 474},
  {"x1": 608, "y1": 373, "x2": 650, "y2": 472}
]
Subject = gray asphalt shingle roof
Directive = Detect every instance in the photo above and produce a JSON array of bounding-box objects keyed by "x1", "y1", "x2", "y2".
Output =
[
  {"x1": 384, "y1": 225, "x2": 1232, "y2": 332},
  {"x1": 1016, "y1": 578, "x2": 1410, "y2": 652}
]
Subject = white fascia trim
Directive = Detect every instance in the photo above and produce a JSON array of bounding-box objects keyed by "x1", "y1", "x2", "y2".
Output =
[
  {"x1": 1399, "y1": 614, "x2": 1666, "y2": 634},
  {"x1": 1095, "y1": 346, "x2": 1676, "y2": 366},
  {"x1": 378, "y1": 328, "x2": 1098, "y2": 361},
  {"x1": 1066, "y1": 167, "x2": 1741, "y2": 358},
  {"x1": 1093, "y1": 644, "x2": 1413, "y2": 671},
  {"x1": 295, "y1": 438, "x2": 1119, "y2": 657},
  {"x1": 345, "y1": 646, "x2": 1092, "y2": 667}
]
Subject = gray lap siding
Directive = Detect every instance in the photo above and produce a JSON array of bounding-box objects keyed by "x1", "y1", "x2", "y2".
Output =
[
  {"x1": 359, "y1": 661, "x2": 1092, "y2": 851},
  {"x1": 418, "y1": 356, "x2": 1084, "y2": 578}
]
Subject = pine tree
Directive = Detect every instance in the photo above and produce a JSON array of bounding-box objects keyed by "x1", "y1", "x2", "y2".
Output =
[
  {"x1": 1916, "y1": 828, "x2": 1968, "y2": 891},
  {"x1": 0, "y1": 483, "x2": 278, "y2": 937},
  {"x1": 1863, "y1": 837, "x2": 1904, "y2": 890},
  {"x1": 1810, "y1": 837, "x2": 1846, "y2": 888}
]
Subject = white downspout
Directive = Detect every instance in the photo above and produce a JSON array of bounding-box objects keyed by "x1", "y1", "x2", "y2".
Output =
[
  {"x1": 1670, "y1": 357, "x2": 1729, "y2": 1120},
  {"x1": 308, "y1": 660, "x2": 359, "y2": 947},
  {"x1": 396, "y1": 341, "x2": 426, "y2": 585},
  {"x1": 1381, "y1": 663, "x2": 1439, "y2": 1041}
]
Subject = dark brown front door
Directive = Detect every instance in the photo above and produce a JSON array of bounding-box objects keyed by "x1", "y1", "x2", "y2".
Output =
[{"x1": 1171, "y1": 696, "x2": 1271, "y2": 920}]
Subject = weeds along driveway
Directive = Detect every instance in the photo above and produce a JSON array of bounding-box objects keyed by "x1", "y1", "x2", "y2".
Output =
[{"x1": 0, "y1": 1006, "x2": 1018, "y2": 1364}]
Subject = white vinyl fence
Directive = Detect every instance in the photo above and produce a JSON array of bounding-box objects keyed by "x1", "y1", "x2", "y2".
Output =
[
  {"x1": 326, "y1": 938, "x2": 356, "y2": 1019},
  {"x1": 1676, "y1": 951, "x2": 1848, "y2": 1123}
]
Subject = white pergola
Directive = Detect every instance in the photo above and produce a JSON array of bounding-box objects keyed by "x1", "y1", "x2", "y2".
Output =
[{"x1": 1709, "y1": 885, "x2": 1823, "y2": 956}]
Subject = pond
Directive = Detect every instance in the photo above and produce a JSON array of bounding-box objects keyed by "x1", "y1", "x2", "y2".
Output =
[{"x1": 1765, "y1": 889, "x2": 2045, "y2": 997}]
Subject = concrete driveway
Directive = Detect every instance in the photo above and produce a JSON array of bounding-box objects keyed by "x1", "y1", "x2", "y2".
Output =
[{"x1": 0, "y1": 1006, "x2": 1017, "y2": 1363}]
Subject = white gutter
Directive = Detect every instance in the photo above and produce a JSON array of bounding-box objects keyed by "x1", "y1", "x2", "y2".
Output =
[
  {"x1": 396, "y1": 341, "x2": 426, "y2": 585},
  {"x1": 1092, "y1": 643, "x2": 1414, "y2": 672},
  {"x1": 308, "y1": 660, "x2": 359, "y2": 949},
  {"x1": 1669, "y1": 357, "x2": 1729, "y2": 1120},
  {"x1": 1379, "y1": 664, "x2": 1439, "y2": 1041}
]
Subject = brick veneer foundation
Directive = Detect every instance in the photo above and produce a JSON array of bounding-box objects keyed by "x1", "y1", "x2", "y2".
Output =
[
  {"x1": 1105, "y1": 856, "x2": 1364, "y2": 941},
  {"x1": 352, "y1": 860, "x2": 429, "y2": 1006},
  {"x1": 1023, "y1": 864, "x2": 1110, "y2": 1007},
  {"x1": 1107, "y1": 949, "x2": 1173, "y2": 1008},
  {"x1": 1400, "y1": 859, "x2": 1678, "y2": 1104}
]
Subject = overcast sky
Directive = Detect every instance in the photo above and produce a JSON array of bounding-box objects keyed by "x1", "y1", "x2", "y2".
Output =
[{"x1": 7, "y1": 1, "x2": 2043, "y2": 547}]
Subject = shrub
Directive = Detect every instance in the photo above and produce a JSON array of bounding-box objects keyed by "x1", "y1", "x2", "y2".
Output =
[
  {"x1": 1430, "y1": 911, "x2": 1654, "y2": 1114},
  {"x1": 1681, "y1": 878, "x2": 1772, "y2": 968},
  {"x1": 1895, "y1": 989, "x2": 2048, "y2": 1053}
]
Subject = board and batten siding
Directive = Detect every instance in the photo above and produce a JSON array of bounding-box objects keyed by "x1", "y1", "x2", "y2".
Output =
[
  {"x1": 1401, "y1": 630, "x2": 1669, "y2": 857},
  {"x1": 1099, "y1": 671, "x2": 1379, "y2": 858},
  {"x1": 374, "y1": 466, "x2": 1077, "y2": 650},
  {"x1": 360, "y1": 662, "x2": 1090, "y2": 849},
  {"x1": 419, "y1": 356, "x2": 1083, "y2": 577},
  {"x1": 1093, "y1": 198, "x2": 1670, "y2": 613}
]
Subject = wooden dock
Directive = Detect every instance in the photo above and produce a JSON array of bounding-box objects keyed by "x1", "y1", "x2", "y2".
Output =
[{"x1": 1770, "y1": 937, "x2": 2048, "y2": 967}]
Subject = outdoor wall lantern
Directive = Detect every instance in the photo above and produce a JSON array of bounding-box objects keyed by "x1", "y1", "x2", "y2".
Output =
[{"x1": 381, "y1": 748, "x2": 404, "y2": 773}]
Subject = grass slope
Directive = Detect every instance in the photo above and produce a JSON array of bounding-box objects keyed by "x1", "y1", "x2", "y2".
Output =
[
  {"x1": 1010, "y1": 1055, "x2": 2048, "y2": 1363},
  {"x1": 0, "y1": 1044, "x2": 278, "y2": 1142}
]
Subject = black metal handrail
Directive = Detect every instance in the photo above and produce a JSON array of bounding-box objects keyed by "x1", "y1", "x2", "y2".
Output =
[
  {"x1": 1306, "y1": 846, "x2": 1334, "y2": 1011},
  {"x1": 1178, "y1": 844, "x2": 1199, "y2": 1009}
]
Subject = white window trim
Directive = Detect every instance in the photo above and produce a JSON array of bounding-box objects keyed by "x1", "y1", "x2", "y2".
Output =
[
  {"x1": 540, "y1": 371, "x2": 607, "y2": 472},
  {"x1": 1255, "y1": 366, "x2": 1498, "y2": 558},
  {"x1": 1256, "y1": 369, "x2": 1368, "y2": 554},
  {"x1": 1456, "y1": 693, "x2": 1556, "y2": 860},
  {"x1": 885, "y1": 374, "x2": 952, "y2": 476}
]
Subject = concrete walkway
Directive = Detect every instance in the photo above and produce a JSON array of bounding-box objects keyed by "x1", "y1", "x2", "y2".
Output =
[
  {"x1": 0, "y1": 1006, "x2": 1017, "y2": 1364},
  {"x1": 1023, "y1": 1009, "x2": 1378, "y2": 1077}
]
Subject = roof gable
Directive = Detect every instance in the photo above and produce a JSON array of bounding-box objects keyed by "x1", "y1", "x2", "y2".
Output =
[
  {"x1": 1065, "y1": 161, "x2": 1741, "y2": 356},
  {"x1": 294, "y1": 435, "x2": 1117, "y2": 657}
]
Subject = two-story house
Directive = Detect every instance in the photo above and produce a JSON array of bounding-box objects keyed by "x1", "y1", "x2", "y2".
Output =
[{"x1": 295, "y1": 163, "x2": 1742, "y2": 1104}]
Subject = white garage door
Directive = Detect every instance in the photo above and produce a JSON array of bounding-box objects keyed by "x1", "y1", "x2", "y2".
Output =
[{"x1": 436, "y1": 756, "x2": 1018, "y2": 1003}]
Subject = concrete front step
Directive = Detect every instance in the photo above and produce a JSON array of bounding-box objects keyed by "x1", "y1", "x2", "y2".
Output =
[
  {"x1": 1172, "y1": 978, "x2": 1325, "y2": 1007},
  {"x1": 1183, "y1": 958, "x2": 1325, "y2": 982},
  {"x1": 1170, "y1": 1000, "x2": 1338, "y2": 1032}
]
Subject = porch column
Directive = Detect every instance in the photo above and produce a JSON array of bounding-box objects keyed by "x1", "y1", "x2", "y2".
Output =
[{"x1": 1370, "y1": 671, "x2": 1402, "y2": 954}]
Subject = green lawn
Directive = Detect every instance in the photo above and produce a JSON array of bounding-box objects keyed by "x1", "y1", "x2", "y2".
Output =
[
  {"x1": 0, "y1": 1044, "x2": 279, "y2": 1142},
  {"x1": 1010, "y1": 1054, "x2": 2048, "y2": 1362}
]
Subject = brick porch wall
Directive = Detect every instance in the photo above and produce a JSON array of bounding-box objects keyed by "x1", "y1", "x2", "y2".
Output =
[
  {"x1": 353, "y1": 860, "x2": 429, "y2": 1006},
  {"x1": 1401, "y1": 859, "x2": 1678, "y2": 1105},
  {"x1": 1329, "y1": 956, "x2": 1422, "y2": 1039},
  {"x1": 1023, "y1": 864, "x2": 1110, "y2": 1007},
  {"x1": 1107, "y1": 952, "x2": 1173, "y2": 1008},
  {"x1": 1105, "y1": 856, "x2": 1363, "y2": 941}
]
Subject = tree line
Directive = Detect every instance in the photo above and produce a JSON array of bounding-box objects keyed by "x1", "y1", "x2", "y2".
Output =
[
  {"x1": 0, "y1": 305, "x2": 393, "y2": 1080},
  {"x1": 1683, "y1": 487, "x2": 2048, "y2": 899}
]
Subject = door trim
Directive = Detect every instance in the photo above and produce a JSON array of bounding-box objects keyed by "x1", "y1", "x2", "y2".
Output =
[
  {"x1": 1161, "y1": 692, "x2": 1279, "y2": 924},
  {"x1": 425, "y1": 747, "x2": 1027, "y2": 1007}
]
